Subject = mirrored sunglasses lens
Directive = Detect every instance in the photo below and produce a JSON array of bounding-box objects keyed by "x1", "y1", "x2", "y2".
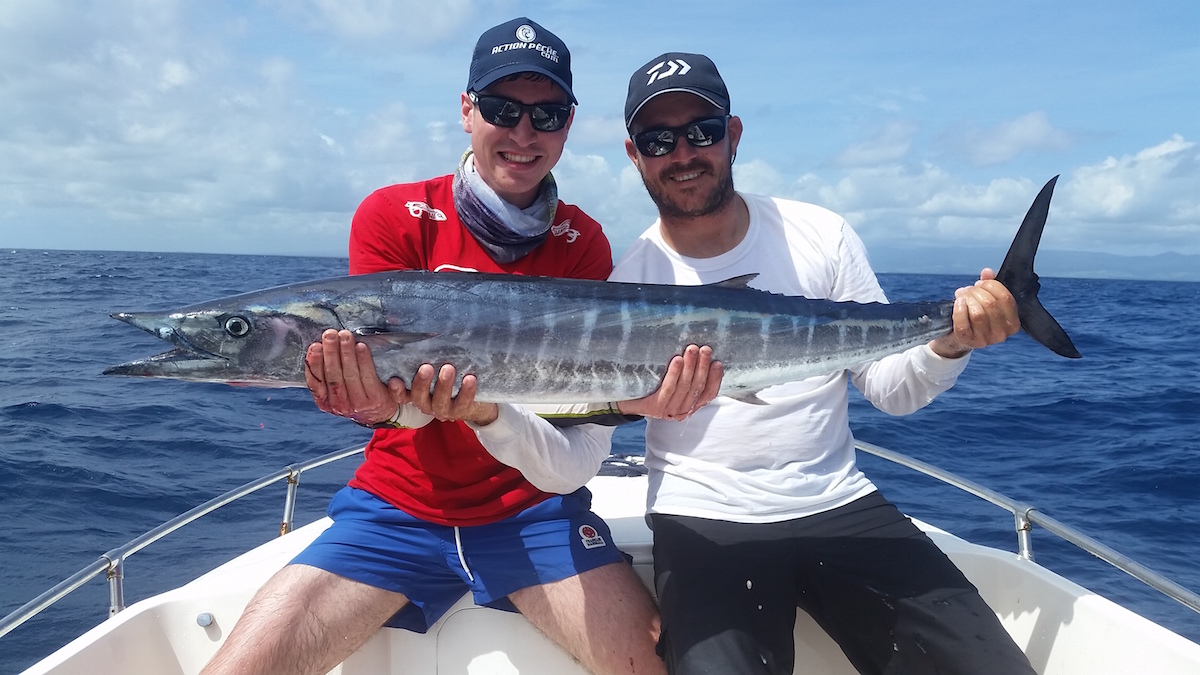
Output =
[
  {"x1": 530, "y1": 104, "x2": 570, "y2": 132},
  {"x1": 477, "y1": 97, "x2": 521, "y2": 127},
  {"x1": 686, "y1": 118, "x2": 727, "y2": 147},
  {"x1": 636, "y1": 129, "x2": 677, "y2": 156}
]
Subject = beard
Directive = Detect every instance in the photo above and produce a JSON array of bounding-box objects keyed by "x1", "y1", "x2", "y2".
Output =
[{"x1": 640, "y1": 157, "x2": 736, "y2": 220}]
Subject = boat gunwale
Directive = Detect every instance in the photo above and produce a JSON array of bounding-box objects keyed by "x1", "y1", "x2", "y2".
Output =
[{"x1": 3, "y1": 441, "x2": 1198, "y2": 644}]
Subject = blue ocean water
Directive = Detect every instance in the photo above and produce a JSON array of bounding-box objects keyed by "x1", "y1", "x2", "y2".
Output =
[{"x1": 1, "y1": 248, "x2": 1198, "y2": 672}]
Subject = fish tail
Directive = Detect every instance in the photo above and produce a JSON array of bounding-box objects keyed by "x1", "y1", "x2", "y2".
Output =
[{"x1": 995, "y1": 176, "x2": 1082, "y2": 359}]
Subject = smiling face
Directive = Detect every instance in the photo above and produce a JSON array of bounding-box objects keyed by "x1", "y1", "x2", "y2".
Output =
[
  {"x1": 625, "y1": 91, "x2": 742, "y2": 221},
  {"x1": 461, "y1": 75, "x2": 574, "y2": 208}
]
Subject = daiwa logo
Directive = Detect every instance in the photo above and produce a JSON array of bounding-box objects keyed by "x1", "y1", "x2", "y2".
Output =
[
  {"x1": 552, "y1": 218, "x2": 579, "y2": 243},
  {"x1": 578, "y1": 524, "x2": 606, "y2": 550},
  {"x1": 405, "y1": 201, "x2": 447, "y2": 221},
  {"x1": 645, "y1": 59, "x2": 691, "y2": 85}
]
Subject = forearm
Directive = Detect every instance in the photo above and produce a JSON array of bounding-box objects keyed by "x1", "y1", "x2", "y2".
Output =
[
  {"x1": 467, "y1": 404, "x2": 615, "y2": 493},
  {"x1": 851, "y1": 344, "x2": 970, "y2": 415}
]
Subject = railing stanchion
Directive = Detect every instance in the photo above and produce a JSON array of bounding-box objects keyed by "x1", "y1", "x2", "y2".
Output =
[
  {"x1": 1015, "y1": 510, "x2": 1034, "y2": 561},
  {"x1": 106, "y1": 558, "x2": 125, "y2": 616},
  {"x1": 281, "y1": 470, "x2": 300, "y2": 536}
]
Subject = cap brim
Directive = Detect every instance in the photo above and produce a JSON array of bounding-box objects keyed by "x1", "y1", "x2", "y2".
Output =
[
  {"x1": 626, "y1": 88, "x2": 726, "y2": 129},
  {"x1": 472, "y1": 64, "x2": 577, "y2": 104}
]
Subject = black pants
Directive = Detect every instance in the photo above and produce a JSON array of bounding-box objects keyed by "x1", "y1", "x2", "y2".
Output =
[{"x1": 651, "y1": 492, "x2": 1037, "y2": 675}]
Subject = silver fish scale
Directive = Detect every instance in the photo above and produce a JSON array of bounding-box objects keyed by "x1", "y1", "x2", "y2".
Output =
[
  {"x1": 361, "y1": 274, "x2": 953, "y2": 403},
  {"x1": 107, "y1": 271, "x2": 956, "y2": 402}
]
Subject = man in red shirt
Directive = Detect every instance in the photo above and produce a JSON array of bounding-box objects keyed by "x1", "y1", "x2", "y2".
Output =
[{"x1": 201, "y1": 18, "x2": 718, "y2": 675}]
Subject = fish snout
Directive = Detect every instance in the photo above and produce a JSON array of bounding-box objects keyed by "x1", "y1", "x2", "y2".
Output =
[{"x1": 111, "y1": 311, "x2": 203, "y2": 353}]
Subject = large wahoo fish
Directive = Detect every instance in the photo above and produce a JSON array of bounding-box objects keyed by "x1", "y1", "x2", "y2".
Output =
[{"x1": 106, "y1": 177, "x2": 1080, "y2": 402}]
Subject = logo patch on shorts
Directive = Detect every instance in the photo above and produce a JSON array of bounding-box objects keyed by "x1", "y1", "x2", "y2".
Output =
[{"x1": 578, "y1": 524, "x2": 606, "y2": 549}]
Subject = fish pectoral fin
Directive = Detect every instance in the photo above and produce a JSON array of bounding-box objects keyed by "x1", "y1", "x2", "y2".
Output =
[
  {"x1": 355, "y1": 331, "x2": 440, "y2": 348},
  {"x1": 725, "y1": 389, "x2": 769, "y2": 405},
  {"x1": 708, "y1": 273, "x2": 759, "y2": 290}
]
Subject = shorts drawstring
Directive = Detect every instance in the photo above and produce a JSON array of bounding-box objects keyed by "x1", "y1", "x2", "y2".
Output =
[{"x1": 453, "y1": 526, "x2": 474, "y2": 582}]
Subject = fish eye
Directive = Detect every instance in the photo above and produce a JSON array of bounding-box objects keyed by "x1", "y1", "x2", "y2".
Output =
[{"x1": 224, "y1": 315, "x2": 251, "y2": 338}]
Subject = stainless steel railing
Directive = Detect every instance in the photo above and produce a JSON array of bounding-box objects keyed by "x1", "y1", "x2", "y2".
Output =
[
  {"x1": 854, "y1": 440, "x2": 1200, "y2": 615},
  {"x1": 3, "y1": 440, "x2": 1198, "y2": 644},
  {"x1": 0, "y1": 444, "x2": 366, "y2": 640}
]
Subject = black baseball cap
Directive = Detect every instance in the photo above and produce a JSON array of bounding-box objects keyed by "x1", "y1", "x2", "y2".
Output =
[
  {"x1": 467, "y1": 18, "x2": 576, "y2": 104},
  {"x1": 624, "y1": 52, "x2": 730, "y2": 129}
]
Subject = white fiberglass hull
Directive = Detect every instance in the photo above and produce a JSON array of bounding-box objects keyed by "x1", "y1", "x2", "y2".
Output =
[{"x1": 21, "y1": 475, "x2": 1200, "y2": 675}]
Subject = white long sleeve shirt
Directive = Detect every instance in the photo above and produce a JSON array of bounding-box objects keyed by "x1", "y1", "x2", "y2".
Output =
[{"x1": 609, "y1": 193, "x2": 969, "y2": 522}]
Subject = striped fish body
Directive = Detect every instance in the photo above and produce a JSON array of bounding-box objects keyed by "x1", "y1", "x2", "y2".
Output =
[{"x1": 106, "y1": 271, "x2": 953, "y2": 403}]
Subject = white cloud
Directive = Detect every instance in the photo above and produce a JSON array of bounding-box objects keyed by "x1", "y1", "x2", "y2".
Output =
[
  {"x1": 733, "y1": 158, "x2": 787, "y2": 198},
  {"x1": 158, "y1": 60, "x2": 193, "y2": 90},
  {"x1": 1065, "y1": 135, "x2": 1196, "y2": 218},
  {"x1": 259, "y1": 57, "x2": 295, "y2": 88},
  {"x1": 265, "y1": 0, "x2": 474, "y2": 44},
  {"x1": 1050, "y1": 135, "x2": 1200, "y2": 254},
  {"x1": 833, "y1": 121, "x2": 918, "y2": 167},
  {"x1": 724, "y1": 134, "x2": 1199, "y2": 256},
  {"x1": 851, "y1": 87, "x2": 928, "y2": 115},
  {"x1": 566, "y1": 114, "x2": 628, "y2": 152},
  {"x1": 954, "y1": 112, "x2": 1073, "y2": 166},
  {"x1": 0, "y1": 1, "x2": 477, "y2": 255}
]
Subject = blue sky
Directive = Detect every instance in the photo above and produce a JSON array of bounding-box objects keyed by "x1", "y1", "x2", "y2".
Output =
[{"x1": 1, "y1": 1, "x2": 1196, "y2": 262}]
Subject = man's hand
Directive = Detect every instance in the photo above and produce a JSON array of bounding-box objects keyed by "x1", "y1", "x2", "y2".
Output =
[
  {"x1": 929, "y1": 268, "x2": 1021, "y2": 359},
  {"x1": 408, "y1": 363, "x2": 500, "y2": 426},
  {"x1": 617, "y1": 345, "x2": 723, "y2": 421},
  {"x1": 305, "y1": 329, "x2": 410, "y2": 425}
]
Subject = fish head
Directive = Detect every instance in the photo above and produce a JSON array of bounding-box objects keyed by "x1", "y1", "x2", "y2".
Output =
[{"x1": 105, "y1": 294, "x2": 344, "y2": 386}]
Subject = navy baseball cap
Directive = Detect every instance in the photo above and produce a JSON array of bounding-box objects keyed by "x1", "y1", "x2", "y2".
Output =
[
  {"x1": 625, "y1": 52, "x2": 730, "y2": 129},
  {"x1": 467, "y1": 18, "x2": 576, "y2": 104}
]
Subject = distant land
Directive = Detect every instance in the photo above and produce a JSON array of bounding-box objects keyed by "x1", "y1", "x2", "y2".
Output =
[{"x1": 869, "y1": 247, "x2": 1200, "y2": 283}]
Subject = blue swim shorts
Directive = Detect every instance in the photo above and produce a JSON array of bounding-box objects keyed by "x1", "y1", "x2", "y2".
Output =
[{"x1": 290, "y1": 486, "x2": 626, "y2": 632}]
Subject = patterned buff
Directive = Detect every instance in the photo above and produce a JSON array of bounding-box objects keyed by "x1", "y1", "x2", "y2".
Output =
[{"x1": 452, "y1": 150, "x2": 559, "y2": 263}]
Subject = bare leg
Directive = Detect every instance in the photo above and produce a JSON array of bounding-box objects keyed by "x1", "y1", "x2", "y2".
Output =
[
  {"x1": 201, "y1": 563, "x2": 408, "y2": 675},
  {"x1": 509, "y1": 562, "x2": 665, "y2": 675}
]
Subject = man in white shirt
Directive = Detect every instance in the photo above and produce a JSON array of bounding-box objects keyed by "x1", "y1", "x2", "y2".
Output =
[{"x1": 612, "y1": 52, "x2": 1039, "y2": 675}]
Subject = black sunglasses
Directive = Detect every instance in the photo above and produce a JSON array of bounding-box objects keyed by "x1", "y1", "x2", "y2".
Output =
[
  {"x1": 631, "y1": 115, "x2": 731, "y2": 157},
  {"x1": 469, "y1": 92, "x2": 573, "y2": 132}
]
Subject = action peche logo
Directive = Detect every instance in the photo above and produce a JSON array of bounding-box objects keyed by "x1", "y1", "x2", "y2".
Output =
[
  {"x1": 489, "y1": 26, "x2": 560, "y2": 63},
  {"x1": 515, "y1": 24, "x2": 536, "y2": 43}
]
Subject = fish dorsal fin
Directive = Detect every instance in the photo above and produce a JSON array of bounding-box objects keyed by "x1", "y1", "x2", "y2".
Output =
[
  {"x1": 725, "y1": 389, "x2": 769, "y2": 405},
  {"x1": 708, "y1": 274, "x2": 759, "y2": 290},
  {"x1": 354, "y1": 329, "x2": 440, "y2": 348}
]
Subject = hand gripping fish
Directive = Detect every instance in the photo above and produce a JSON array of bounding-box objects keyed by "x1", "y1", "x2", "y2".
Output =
[{"x1": 106, "y1": 177, "x2": 1080, "y2": 403}]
